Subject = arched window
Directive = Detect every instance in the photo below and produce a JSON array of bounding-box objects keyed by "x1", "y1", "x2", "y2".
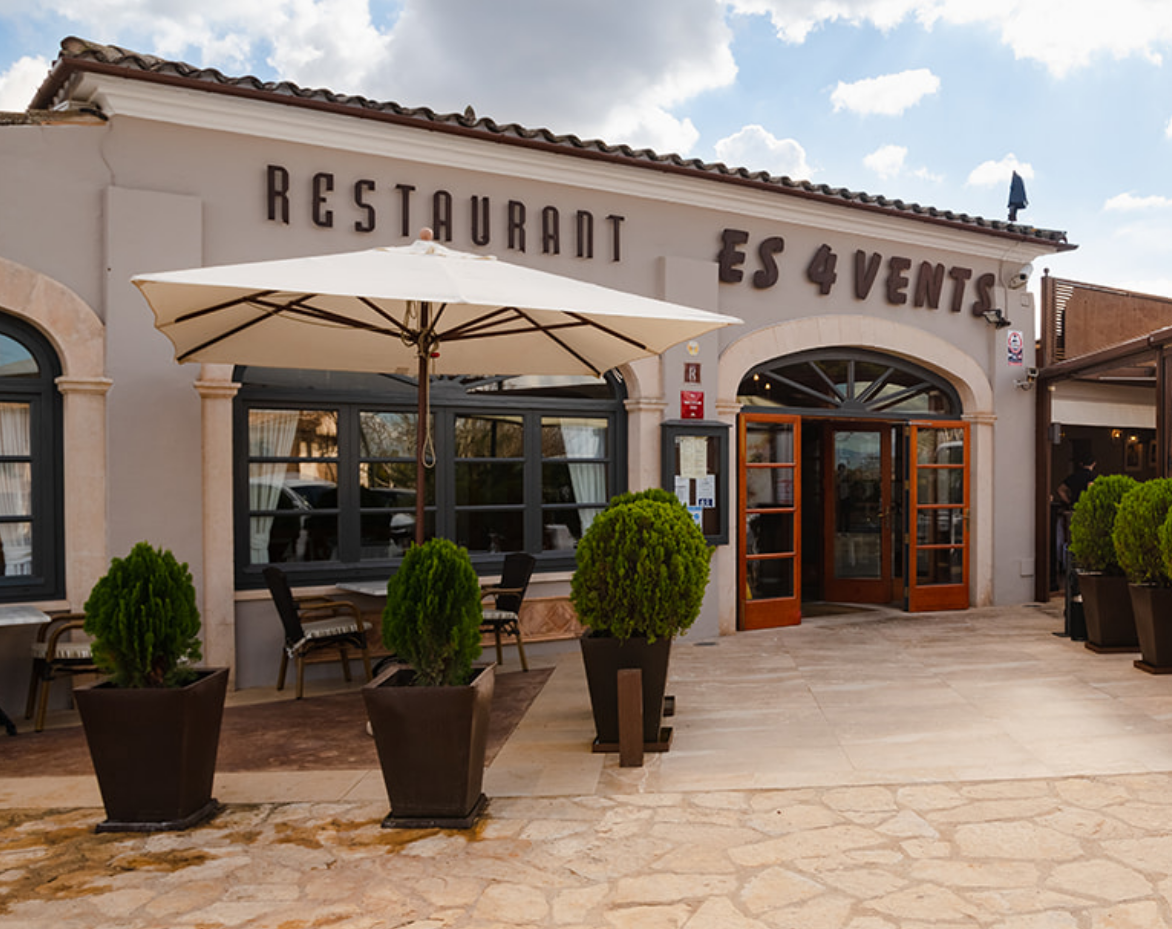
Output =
[
  {"x1": 0, "y1": 315, "x2": 64, "y2": 600},
  {"x1": 234, "y1": 367, "x2": 626, "y2": 586},
  {"x1": 738, "y1": 348, "x2": 961, "y2": 418}
]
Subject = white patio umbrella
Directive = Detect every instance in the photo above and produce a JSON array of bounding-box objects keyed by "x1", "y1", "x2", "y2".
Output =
[{"x1": 133, "y1": 232, "x2": 742, "y2": 543}]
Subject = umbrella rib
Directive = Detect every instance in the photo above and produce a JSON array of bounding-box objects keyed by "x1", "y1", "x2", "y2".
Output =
[
  {"x1": 509, "y1": 307, "x2": 606, "y2": 376},
  {"x1": 173, "y1": 294, "x2": 401, "y2": 362},
  {"x1": 562, "y1": 311, "x2": 651, "y2": 352},
  {"x1": 172, "y1": 291, "x2": 279, "y2": 323}
]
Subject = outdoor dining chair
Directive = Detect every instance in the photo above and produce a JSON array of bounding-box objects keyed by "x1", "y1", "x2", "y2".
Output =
[
  {"x1": 263, "y1": 566, "x2": 374, "y2": 699},
  {"x1": 26, "y1": 611, "x2": 99, "y2": 732},
  {"x1": 480, "y1": 552, "x2": 536, "y2": 671}
]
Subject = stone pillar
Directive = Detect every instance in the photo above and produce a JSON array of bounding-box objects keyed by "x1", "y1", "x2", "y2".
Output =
[
  {"x1": 966, "y1": 410, "x2": 997, "y2": 607},
  {"x1": 196, "y1": 365, "x2": 240, "y2": 682},
  {"x1": 55, "y1": 375, "x2": 113, "y2": 608},
  {"x1": 714, "y1": 396, "x2": 742, "y2": 636}
]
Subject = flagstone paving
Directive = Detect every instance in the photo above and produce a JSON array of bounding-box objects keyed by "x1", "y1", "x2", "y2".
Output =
[{"x1": 5, "y1": 602, "x2": 1172, "y2": 926}]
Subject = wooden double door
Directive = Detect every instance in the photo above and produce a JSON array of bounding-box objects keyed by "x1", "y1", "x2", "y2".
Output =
[{"x1": 739, "y1": 414, "x2": 970, "y2": 629}]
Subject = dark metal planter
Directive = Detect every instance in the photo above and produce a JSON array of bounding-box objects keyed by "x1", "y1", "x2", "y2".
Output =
[
  {"x1": 363, "y1": 663, "x2": 494, "y2": 829},
  {"x1": 75, "y1": 667, "x2": 228, "y2": 833},
  {"x1": 580, "y1": 633, "x2": 673, "y2": 752},
  {"x1": 1128, "y1": 585, "x2": 1172, "y2": 673},
  {"x1": 1078, "y1": 573, "x2": 1139, "y2": 652}
]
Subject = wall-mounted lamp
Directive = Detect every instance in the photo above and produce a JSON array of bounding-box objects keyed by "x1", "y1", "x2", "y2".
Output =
[
  {"x1": 983, "y1": 308, "x2": 1013, "y2": 329},
  {"x1": 1111, "y1": 429, "x2": 1122, "y2": 442}
]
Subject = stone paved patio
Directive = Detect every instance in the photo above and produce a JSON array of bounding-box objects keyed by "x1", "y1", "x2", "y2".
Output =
[{"x1": 5, "y1": 602, "x2": 1172, "y2": 927}]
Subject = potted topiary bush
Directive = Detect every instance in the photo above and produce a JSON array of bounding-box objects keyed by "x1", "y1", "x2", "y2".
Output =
[
  {"x1": 362, "y1": 537, "x2": 493, "y2": 829},
  {"x1": 1114, "y1": 477, "x2": 1172, "y2": 672},
  {"x1": 571, "y1": 487, "x2": 712, "y2": 752},
  {"x1": 1069, "y1": 473, "x2": 1139, "y2": 652},
  {"x1": 75, "y1": 541, "x2": 227, "y2": 833}
]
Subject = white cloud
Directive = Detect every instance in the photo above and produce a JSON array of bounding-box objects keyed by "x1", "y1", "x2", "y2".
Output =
[
  {"x1": 728, "y1": 0, "x2": 1172, "y2": 78},
  {"x1": 374, "y1": 0, "x2": 736, "y2": 153},
  {"x1": 4, "y1": 1, "x2": 735, "y2": 155},
  {"x1": 831, "y1": 68, "x2": 940, "y2": 116},
  {"x1": 863, "y1": 143, "x2": 906, "y2": 179},
  {"x1": 0, "y1": 55, "x2": 51, "y2": 110},
  {"x1": 714, "y1": 124, "x2": 813, "y2": 179},
  {"x1": 1104, "y1": 192, "x2": 1172, "y2": 211},
  {"x1": 862, "y1": 142, "x2": 942, "y2": 184},
  {"x1": 966, "y1": 153, "x2": 1033, "y2": 187}
]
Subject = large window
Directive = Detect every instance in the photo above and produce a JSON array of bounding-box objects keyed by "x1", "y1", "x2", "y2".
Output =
[
  {"x1": 235, "y1": 369, "x2": 624, "y2": 586},
  {"x1": 0, "y1": 314, "x2": 63, "y2": 601}
]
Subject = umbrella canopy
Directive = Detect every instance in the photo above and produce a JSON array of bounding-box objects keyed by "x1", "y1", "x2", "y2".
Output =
[
  {"x1": 133, "y1": 235, "x2": 741, "y2": 377},
  {"x1": 132, "y1": 234, "x2": 742, "y2": 543}
]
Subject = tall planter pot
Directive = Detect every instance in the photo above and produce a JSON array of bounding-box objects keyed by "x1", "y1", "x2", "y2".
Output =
[
  {"x1": 363, "y1": 663, "x2": 494, "y2": 829},
  {"x1": 1078, "y1": 573, "x2": 1139, "y2": 652},
  {"x1": 1128, "y1": 585, "x2": 1172, "y2": 673},
  {"x1": 580, "y1": 632, "x2": 673, "y2": 752},
  {"x1": 75, "y1": 667, "x2": 228, "y2": 833}
]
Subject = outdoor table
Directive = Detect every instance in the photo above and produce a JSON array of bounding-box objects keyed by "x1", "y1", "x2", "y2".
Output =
[
  {"x1": 335, "y1": 579, "x2": 390, "y2": 598},
  {"x1": 0, "y1": 604, "x2": 51, "y2": 735}
]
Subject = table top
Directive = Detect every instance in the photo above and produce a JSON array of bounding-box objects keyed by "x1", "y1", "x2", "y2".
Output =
[
  {"x1": 336, "y1": 579, "x2": 390, "y2": 598},
  {"x1": 0, "y1": 605, "x2": 51, "y2": 628}
]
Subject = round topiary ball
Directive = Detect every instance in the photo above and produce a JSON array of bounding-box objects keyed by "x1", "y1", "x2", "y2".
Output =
[
  {"x1": 571, "y1": 489, "x2": 711, "y2": 643},
  {"x1": 1069, "y1": 473, "x2": 1138, "y2": 574},
  {"x1": 1112, "y1": 478, "x2": 1172, "y2": 587}
]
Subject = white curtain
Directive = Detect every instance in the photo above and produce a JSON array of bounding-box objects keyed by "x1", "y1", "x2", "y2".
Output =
[
  {"x1": 0, "y1": 403, "x2": 31, "y2": 575},
  {"x1": 249, "y1": 410, "x2": 300, "y2": 563},
  {"x1": 559, "y1": 418, "x2": 607, "y2": 538}
]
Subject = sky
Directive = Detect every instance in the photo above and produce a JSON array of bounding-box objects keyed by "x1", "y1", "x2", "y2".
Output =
[{"x1": 2, "y1": 0, "x2": 1172, "y2": 300}]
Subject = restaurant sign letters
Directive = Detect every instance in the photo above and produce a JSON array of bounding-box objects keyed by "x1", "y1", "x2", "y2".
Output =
[
  {"x1": 265, "y1": 164, "x2": 627, "y2": 261},
  {"x1": 716, "y1": 228, "x2": 997, "y2": 318}
]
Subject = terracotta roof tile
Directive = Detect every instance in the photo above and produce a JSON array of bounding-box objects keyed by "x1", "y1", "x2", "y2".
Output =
[{"x1": 30, "y1": 37, "x2": 1073, "y2": 251}]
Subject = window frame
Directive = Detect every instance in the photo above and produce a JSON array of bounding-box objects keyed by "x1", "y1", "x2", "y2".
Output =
[
  {"x1": 0, "y1": 314, "x2": 64, "y2": 602},
  {"x1": 738, "y1": 348, "x2": 962, "y2": 419},
  {"x1": 234, "y1": 371, "x2": 626, "y2": 588}
]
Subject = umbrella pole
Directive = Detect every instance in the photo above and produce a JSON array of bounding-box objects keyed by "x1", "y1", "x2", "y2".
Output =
[{"x1": 415, "y1": 347, "x2": 428, "y2": 547}]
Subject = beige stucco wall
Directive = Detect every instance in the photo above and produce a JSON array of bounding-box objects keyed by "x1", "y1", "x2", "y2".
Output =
[{"x1": 0, "y1": 71, "x2": 1063, "y2": 690}]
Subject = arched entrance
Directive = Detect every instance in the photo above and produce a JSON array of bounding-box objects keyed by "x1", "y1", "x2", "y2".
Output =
[{"x1": 737, "y1": 349, "x2": 969, "y2": 629}]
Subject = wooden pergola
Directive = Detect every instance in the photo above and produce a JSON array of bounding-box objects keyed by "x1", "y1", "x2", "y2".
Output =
[{"x1": 1034, "y1": 323, "x2": 1172, "y2": 601}]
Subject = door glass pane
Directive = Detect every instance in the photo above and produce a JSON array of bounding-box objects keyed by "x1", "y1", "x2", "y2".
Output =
[
  {"x1": 916, "y1": 468, "x2": 964, "y2": 506},
  {"x1": 916, "y1": 547, "x2": 963, "y2": 585},
  {"x1": 747, "y1": 558, "x2": 794, "y2": 600},
  {"x1": 745, "y1": 467, "x2": 796, "y2": 508},
  {"x1": 746, "y1": 512, "x2": 794, "y2": 555},
  {"x1": 833, "y1": 431, "x2": 882, "y2": 580},
  {"x1": 916, "y1": 427, "x2": 965, "y2": 464},
  {"x1": 917, "y1": 509, "x2": 965, "y2": 545},
  {"x1": 746, "y1": 422, "x2": 794, "y2": 464}
]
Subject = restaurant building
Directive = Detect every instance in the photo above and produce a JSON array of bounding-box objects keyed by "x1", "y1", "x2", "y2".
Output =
[{"x1": 0, "y1": 38, "x2": 1074, "y2": 698}]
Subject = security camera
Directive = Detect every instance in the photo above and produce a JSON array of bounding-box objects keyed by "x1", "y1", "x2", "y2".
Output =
[
  {"x1": 1004, "y1": 263, "x2": 1034, "y2": 290},
  {"x1": 1015, "y1": 367, "x2": 1038, "y2": 390}
]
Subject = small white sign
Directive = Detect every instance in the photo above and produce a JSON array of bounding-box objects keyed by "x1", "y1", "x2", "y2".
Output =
[{"x1": 696, "y1": 475, "x2": 716, "y2": 508}]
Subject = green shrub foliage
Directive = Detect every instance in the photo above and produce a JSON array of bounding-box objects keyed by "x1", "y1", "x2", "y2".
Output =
[
  {"x1": 571, "y1": 489, "x2": 712, "y2": 643},
  {"x1": 83, "y1": 541, "x2": 202, "y2": 688},
  {"x1": 382, "y1": 537, "x2": 482, "y2": 687},
  {"x1": 1069, "y1": 474, "x2": 1138, "y2": 574},
  {"x1": 1112, "y1": 478, "x2": 1172, "y2": 586}
]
